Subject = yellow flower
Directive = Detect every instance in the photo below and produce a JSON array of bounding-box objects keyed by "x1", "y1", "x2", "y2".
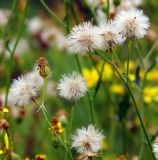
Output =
[
  {"x1": 143, "y1": 86, "x2": 158, "y2": 104},
  {"x1": 123, "y1": 61, "x2": 135, "y2": 72},
  {"x1": 139, "y1": 69, "x2": 145, "y2": 79},
  {"x1": 24, "y1": 157, "x2": 30, "y2": 160},
  {"x1": 146, "y1": 69, "x2": 158, "y2": 81},
  {"x1": 56, "y1": 122, "x2": 64, "y2": 134},
  {"x1": 4, "y1": 132, "x2": 9, "y2": 150},
  {"x1": 97, "y1": 61, "x2": 113, "y2": 81},
  {"x1": 110, "y1": 84, "x2": 125, "y2": 95},
  {"x1": 82, "y1": 68, "x2": 99, "y2": 88},
  {"x1": 35, "y1": 154, "x2": 46, "y2": 160},
  {"x1": 129, "y1": 73, "x2": 135, "y2": 81},
  {"x1": 0, "y1": 150, "x2": 3, "y2": 155},
  {"x1": 3, "y1": 108, "x2": 9, "y2": 113}
]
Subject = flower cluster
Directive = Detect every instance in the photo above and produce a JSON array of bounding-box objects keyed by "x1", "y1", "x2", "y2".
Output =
[
  {"x1": 68, "y1": 8, "x2": 149, "y2": 54},
  {"x1": 51, "y1": 117, "x2": 64, "y2": 134}
]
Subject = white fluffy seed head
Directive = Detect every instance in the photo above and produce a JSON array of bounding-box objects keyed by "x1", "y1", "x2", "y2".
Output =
[
  {"x1": 26, "y1": 67, "x2": 43, "y2": 89},
  {"x1": 98, "y1": 21, "x2": 125, "y2": 51},
  {"x1": 57, "y1": 72, "x2": 87, "y2": 101},
  {"x1": 67, "y1": 21, "x2": 102, "y2": 55},
  {"x1": 71, "y1": 124, "x2": 104, "y2": 155},
  {"x1": 153, "y1": 137, "x2": 158, "y2": 159},
  {"x1": 9, "y1": 76, "x2": 38, "y2": 107},
  {"x1": 115, "y1": 8, "x2": 150, "y2": 39}
]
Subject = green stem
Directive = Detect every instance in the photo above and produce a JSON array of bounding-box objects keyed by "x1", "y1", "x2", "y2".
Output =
[
  {"x1": 135, "y1": 41, "x2": 144, "y2": 68},
  {"x1": 96, "y1": 50, "x2": 155, "y2": 160},
  {"x1": 70, "y1": 0, "x2": 79, "y2": 25},
  {"x1": 145, "y1": 38, "x2": 158, "y2": 60},
  {"x1": 69, "y1": 104, "x2": 75, "y2": 136},
  {"x1": 89, "y1": 53, "x2": 100, "y2": 74},
  {"x1": 41, "y1": 108, "x2": 68, "y2": 150},
  {"x1": 93, "y1": 60, "x2": 105, "y2": 99},
  {"x1": 40, "y1": 0, "x2": 65, "y2": 27},
  {"x1": 139, "y1": 66, "x2": 152, "y2": 159},
  {"x1": 75, "y1": 55, "x2": 82, "y2": 73},
  {"x1": 32, "y1": 98, "x2": 69, "y2": 153},
  {"x1": 107, "y1": 0, "x2": 110, "y2": 21},
  {"x1": 75, "y1": 55, "x2": 96, "y2": 124},
  {"x1": 42, "y1": 77, "x2": 47, "y2": 104},
  {"x1": 122, "y1": 120, "x2": 127, "y2": 155},
  {"x1": 83, "y1": 0, "x2": 97, "y2": 23},
  {"x1": 88, "y1": 93, "x2": 95, "y2": 124},
  {"x1": 67, "y1": 104, "x2": 75, "y2": 159},
  {"x1": 39, "y1": 77, "x2": 70, "y2": 154},
  {"x1": 127, "y1": 39, "x2": 132, "y2": 85},
  {"x1": 4, "y1": 0, "x2": 29, "y2": 107}
]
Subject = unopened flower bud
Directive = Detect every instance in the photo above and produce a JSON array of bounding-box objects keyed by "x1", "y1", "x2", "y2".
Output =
[
  {"x1": 37, "y1": 57, "x2": 49, "y2": 77},
  {"x1": 0, "y1": 119, "x2": 9, "y2": 131},
  {"x1": 35, "y1": 154, "x2": 46, "y2": 160},
  {"x1": 16, "y1": 107, "x2": 26, "y2": 123}
]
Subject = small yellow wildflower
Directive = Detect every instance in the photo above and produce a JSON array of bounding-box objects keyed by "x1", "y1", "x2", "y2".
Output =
[
  {"x1": 56, "y1": 122, "x2": 64, "y2": 134},
  {"x1": 2, "y1": 108, "x2": 9, "y2": 113},
  {"x1": 82, "y1": 68, "x2": 99, "y2": 88},
  {"x1": 50, "y1": 118, "x2": 64, "y2": 134},
  {"x1": 0, "y1": 150, "x2": 3, "y2": 155},
  {"x1": 129, "y1": 73, "x2": 135, "y2": 81},
  {"x1": 146, "y1": 69, "x2": 158, "y2": 81},
  {"x1": 110, "y1": 84, "x2": 125, "y2": 95},
  {"x1": 143, "y1": 86, "x2": 158, "y2": 104},
  {"x1": 24, "y1": 157, "x2": 30, "y2": 160}
]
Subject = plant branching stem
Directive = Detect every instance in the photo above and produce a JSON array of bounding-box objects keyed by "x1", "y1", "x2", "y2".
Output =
[
  {"x1": 39, "y1": 77, "x2": 70, "y2": 155},
  {"x1": 96, "y1": 50, "x2": 155, "y2": 160}
]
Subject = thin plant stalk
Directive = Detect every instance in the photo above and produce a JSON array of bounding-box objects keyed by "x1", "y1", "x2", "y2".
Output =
[
  {"x1": 67, "y1": 103, "x2": 76, "y2": 159},
  {"x1": 107, "y1": 0, "x2": 110, "y2": 21},
  {"x1": 4, "y1": 0, "x2": 29, "y2": 107},
  {"x1": 139, "y1": 66, "x2": 153, "y2": 159},
  {"x1": 93, "y1": 60, "x2": 105, "y2": 99},
  {"x1": 39, "y1": 77, "x2": 70, "y2": 154},
  {"x1": 40, "y1": 0, "x2": 65, "y2": 27},
  {"x1": 89, "y1": 53, "x2": 100, "y2": 73},
  {"x1": 69, "y1": 0, "x2": 79, "y2": 25},
  {"x1": 96, "y1": 50, "x2": 156, "y2": 160},
  {"x1": 69, "y1": 104, "x2": 75, "y2": 136},
  {"x1": 145, "y1": 38, "x2": 158, "y2": 60},
  {"x1": 127, "y1": 39, "x2": 132, "y2": 85},
  {"x1": 75, "y1": 55, "x2": 96, "y2": 123}
]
